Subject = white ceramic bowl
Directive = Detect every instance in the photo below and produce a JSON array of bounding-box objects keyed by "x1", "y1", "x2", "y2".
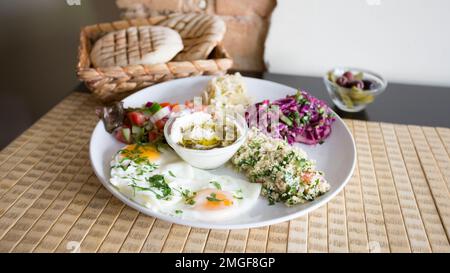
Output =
[{"x1": 163, "y1": 112, "x2": 248, "y2": 169}]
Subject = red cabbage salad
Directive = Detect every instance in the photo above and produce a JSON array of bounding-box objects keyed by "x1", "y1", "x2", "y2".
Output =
[{"x1": 245, "y1": 90, "x2": 336, "y2": 145}]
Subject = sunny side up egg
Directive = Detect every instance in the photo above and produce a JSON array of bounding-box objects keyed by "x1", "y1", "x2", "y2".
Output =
[{"x1": 110, "y1": 144, "x2": 261, "y2": 221}]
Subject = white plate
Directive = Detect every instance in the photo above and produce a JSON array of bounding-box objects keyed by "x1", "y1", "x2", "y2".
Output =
[{"x1": 89, "y1": 76, "x2": 356, "y2": 229}]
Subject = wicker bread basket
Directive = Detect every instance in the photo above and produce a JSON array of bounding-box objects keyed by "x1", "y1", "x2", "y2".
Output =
[{"x1": 77, "y1": 16, "x2": 233, "y2": 102}]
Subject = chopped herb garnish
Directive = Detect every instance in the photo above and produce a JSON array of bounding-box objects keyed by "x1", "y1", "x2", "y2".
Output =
[
  {"x1": 300, "y1": 115, "x2": 310, "y2": 124},
  {"x1": 295, "y1": 91, "x2": 308, "y2": 104},
  {"x1": 128, "y1": 174, "x2": 171, "y2": 200},
  {"x1": 210, "y1": 181, "x2": 222, "y2": 190},
  {"x1": 146, "y1": 174, "x2": 171, "y2": 199},
  {"x1": 206, "y1": 192, "x2": 224, "y2": 202},
  {"x1": 293, "y1": 111, "x2": 301, "y2": 126},
  {"x1": 128, "y1": 175, "x2": 172, "y2": 201},
  {"x1": 280, "y1": 114, "x2": 293, "y2": 127},
  {"x1": 182, "y1": 189, "x2": 197, "y2": 205},
  {"x1": 129, "y1": 183, "x2": 151, "y2": 192},
  {"x1": 168, "y1": 170, "x2": 176, "y2": 177},
  {"x1": 175, "y1": 209, "x2": 183, "y2": 214}
]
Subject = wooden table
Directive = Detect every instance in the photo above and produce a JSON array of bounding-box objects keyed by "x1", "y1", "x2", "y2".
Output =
[{"x1": 1, "y1": 91, "x2": 450, "y2": 253}]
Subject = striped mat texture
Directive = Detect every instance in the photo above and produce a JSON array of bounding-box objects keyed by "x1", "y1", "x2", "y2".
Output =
[{"x1": 0, "y1": 92, "x2": 449, "y2": 253}]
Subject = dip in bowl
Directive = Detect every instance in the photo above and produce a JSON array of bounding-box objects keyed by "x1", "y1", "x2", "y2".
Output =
[{"x1": 164, "y1": 111, "x2": 248, "y2": 169}]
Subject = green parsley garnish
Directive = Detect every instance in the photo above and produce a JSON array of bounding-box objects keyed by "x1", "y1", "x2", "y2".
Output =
[
  {"x1": 295, "y1": 91, "x2": 308, "y2": 104},
  {"x1": 206, "y1": 192, "x2": 224, "y2": 202},
  {"x1": 280, "y1": 114, "x2": 293, "y2": 127},
  {"x1": 182, "y1": 189, "x2": 197, "y2": 205},
  {"x1": 300, "y1": 115, "x2": 310, "y2": 124},
  {"x1": 129, "y1": 174, "x2": 172, "y2": 200},
  {"x1": 168, "y1": 170, "x2": 176, "y2": 177},
  {"x1": 210, "y1": 181, "x2": 222, "y2": 190},
  {"x1": 129, "y1": 181, "x2": 149, "y2": 197},
  {"x1": 175, "y1": 209, "x2": 183, "y2": 214},
  {"x1": 293, "y1": 111, "x2": 301, "y2": 127},
  {"x1": 146, "y1": 174, "x2": 171, "y2": 198}
]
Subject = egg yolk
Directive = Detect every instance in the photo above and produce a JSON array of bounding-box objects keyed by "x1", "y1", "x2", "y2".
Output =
[
  {"x1": 120, "y1": 144, "x2": 160, "y2": 162},
  {"x1": 194, "y1": 189, "x2": 234, "y2": 210}
]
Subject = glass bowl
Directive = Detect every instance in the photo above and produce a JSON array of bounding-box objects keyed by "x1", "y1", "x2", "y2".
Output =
[{"x1": 323, "y1": 67, "x2": 387, "y2": 112}]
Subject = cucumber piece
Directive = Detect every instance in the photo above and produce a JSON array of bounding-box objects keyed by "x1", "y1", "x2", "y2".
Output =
[
  {"x1": 131, "y1": 125, "x2": 144, "y2": 142},
  {"x1": 131, "y1": 125, "x2": 142, "y2": 135},
  {"x1": 150, "y1": 106, "x2": 171, "y2": 123},
  {"x1": 122, "y1": 128, "x2": 131, "y2": 143}
]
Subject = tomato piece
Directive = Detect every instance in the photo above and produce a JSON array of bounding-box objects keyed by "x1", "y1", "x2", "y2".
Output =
[
  {"x1": 114, "y1": 129, "x2": 125, "y2": 143},
  {"x1": 301, "y1": 172, "x2": 314, "y2": 184},
  {"x1": 127, "y1": 111, "x2": 146, "y2": 126},
  {"x1": 114, "y1": 127, "x2": 130, "y2": 144},
  {"x1": 172, "y1": 104, "x2": 183, "y2": 113},
  {"x1": 148, "y1": 131, "x2": 160, "y2": 142},
  {"x1": 154, "y1": 119, "x2": 166, "y2": 130},
  {"x1": 159, "y1": 102, "x2": 171, "y2": 108}
]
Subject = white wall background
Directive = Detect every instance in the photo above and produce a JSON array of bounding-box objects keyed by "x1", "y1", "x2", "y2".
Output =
[{"x1": 265, "y1": 0, "x2": 450, "y2": 87}]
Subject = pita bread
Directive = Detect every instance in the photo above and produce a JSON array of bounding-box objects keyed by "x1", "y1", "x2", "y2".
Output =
[
  {"x1": 156, "y1": 13, "x2": 226, "y2": 61},
  {"x1": 90, "y1": 26, "x2": 183, "y2": 67}
]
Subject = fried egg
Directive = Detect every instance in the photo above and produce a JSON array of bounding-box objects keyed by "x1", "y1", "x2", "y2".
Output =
[{"x1": 110, "y1": 144, "x2": 261, "y2": 221}]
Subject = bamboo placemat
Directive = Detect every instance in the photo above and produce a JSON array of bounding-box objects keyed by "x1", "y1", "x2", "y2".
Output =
[{"x1": 1, "y1": 92, "x2": 450, "y2": 253}]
